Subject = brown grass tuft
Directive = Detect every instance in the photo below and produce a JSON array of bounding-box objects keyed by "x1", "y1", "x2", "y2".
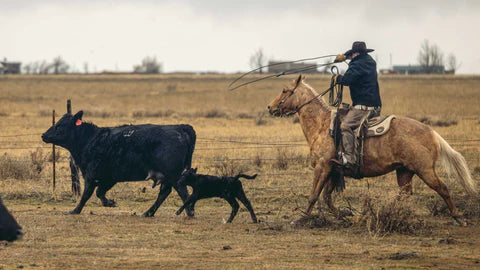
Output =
[
  {"x1": 274, "y1": 149, "x2": 289, "y2": 170},
  {"x1": 0, "y1": 152, "x2": 44, "y2": 180},
  {"x1": 254, "y1": 112, "x2": 268, "y2": 126},
  {"x1": 204, "y1": 109, "x2": 228, "y2": 118},
  {"x1": 30, "y1": 148, "x2": 48, "y2": 174},
  {"x1": 356, "y1": 193, "x2": 428, "y2": 235},
  {"x1": 412, "y1": 115, "x2": 458, "y2": 127},
  {"x1": 132, "y1": 109, "x2": 175, "y2": 118},
  {"x1": 211, "y1": 155, "x2": 248, "y2": 177}
]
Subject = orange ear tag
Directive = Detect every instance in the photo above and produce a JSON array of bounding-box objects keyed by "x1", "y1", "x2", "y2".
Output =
[{"x1": 75, "y1": 119, "x2": 82, "y2": 126}]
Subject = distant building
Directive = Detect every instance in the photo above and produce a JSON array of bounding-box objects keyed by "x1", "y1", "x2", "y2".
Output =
[
  {"x1": 267, "y1": 61, "x2": 319, "y2": 74},
  {"x1": 392, "y1": 65, "x2": 445, "y2": 75},
  {"x1": 0, "y1": 59, "x2": 22, "y2": 74},
  {"x1": 379, "y1": 69, "x2": 397, "y2": 74}
]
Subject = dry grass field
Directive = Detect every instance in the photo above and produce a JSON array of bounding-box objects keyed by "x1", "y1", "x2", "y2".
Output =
[{"x1": 1, "y1": 74, "x2": 480, "y2": 269}]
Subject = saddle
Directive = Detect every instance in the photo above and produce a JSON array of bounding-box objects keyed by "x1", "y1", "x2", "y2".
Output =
[
  {"x1": 329, "y1": 103, "x2": 396, "y2": 181},
  {"x1": 330, "y1": 107, "x2": 396, "y2": 138}
]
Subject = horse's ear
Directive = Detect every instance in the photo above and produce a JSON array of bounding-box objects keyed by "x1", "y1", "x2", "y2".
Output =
[{"x1": 294, "y1": 74, "x2": 303, "y2": 87}]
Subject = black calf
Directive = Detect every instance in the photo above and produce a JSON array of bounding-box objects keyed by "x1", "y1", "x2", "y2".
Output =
[{"x1": 176, "y1": 168, "x2": 258, "y2": 223}]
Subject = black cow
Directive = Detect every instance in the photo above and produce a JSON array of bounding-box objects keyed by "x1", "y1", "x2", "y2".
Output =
[
  {"x1": 41, "y1": 111, "x2": 196, "y2": 217},
  {"x1": 0, "y1": 196, "x2": 23, "y2": 242}
]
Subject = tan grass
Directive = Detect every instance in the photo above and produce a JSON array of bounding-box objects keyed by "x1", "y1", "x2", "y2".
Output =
[{"x1": 0, "y1": 74, "x2": 479, "y2": 269}]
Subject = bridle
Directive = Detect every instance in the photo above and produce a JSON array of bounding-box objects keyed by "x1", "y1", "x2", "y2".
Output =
[{"x1": 275, "y1": 66, "x2": 343, "y2": 117}]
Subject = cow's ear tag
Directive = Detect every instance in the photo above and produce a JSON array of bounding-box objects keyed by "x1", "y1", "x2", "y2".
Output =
[{"x1": 75, "y1": 119, "x2": 82, "y2": 126}]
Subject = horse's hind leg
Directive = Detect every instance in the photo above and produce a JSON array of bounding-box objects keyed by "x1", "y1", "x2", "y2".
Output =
[
  {"x1": 417, "y1": 168, "x2": 463, "y2": 225},
  {"x1": 396, "y1": 167, "x2": 414, "y2": 195}
]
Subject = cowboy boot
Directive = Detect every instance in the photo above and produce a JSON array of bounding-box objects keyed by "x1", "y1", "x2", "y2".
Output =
[{"x1": 341, "y1": 129, "x2": 357, "y2": 170}]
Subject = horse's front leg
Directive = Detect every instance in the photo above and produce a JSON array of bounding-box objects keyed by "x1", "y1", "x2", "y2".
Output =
[{"x1": 306, "y1": 163, "x2": 331, "y2": 215}]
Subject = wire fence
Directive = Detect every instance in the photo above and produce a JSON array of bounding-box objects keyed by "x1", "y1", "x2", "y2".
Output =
[{"x1": 1, "y1": 130, "x2": 479, "y2": 191}]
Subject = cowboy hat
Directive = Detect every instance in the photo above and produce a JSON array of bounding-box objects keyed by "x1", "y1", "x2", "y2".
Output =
[{"x1": 344, "y1": 41, "x2": 374, "y2": 57}]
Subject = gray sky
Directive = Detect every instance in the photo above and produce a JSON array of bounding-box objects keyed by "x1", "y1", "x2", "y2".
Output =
[{"x1": 1, "y1": 0, "x2": 479, "y2": 73}]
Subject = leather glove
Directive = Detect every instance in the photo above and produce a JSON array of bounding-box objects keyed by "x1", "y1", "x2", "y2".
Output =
[{"x1": 334, "y1": 54, "x2": 346, "y2": 63}]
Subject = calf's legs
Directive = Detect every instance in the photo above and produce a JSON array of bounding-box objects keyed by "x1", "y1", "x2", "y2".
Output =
[
  {"x1": 175, "y1": 192, "x2": 199, "y2": 215},
  {"x1": 174, "y1": 184, "x2": 195, "y2": 216}
]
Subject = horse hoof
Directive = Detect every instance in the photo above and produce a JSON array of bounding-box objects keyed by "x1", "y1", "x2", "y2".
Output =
[
  {"x1": 65, "y1": 210, "x2": 79, "y2": 215},
  {"x1": 453, "y1": 216, "x2": 468, "y2": 227}
]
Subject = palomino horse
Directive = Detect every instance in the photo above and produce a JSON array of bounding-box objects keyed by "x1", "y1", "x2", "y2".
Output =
[{"x1": 267, "y1": 75, "x2": 477, "y2": 225}]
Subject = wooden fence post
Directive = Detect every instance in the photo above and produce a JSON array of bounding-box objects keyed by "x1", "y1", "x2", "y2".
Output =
[
  {"x1": 67, "y1": 99, "x2": 71, "y2": 114},
  {"x1": 52, "y1": 110, "x2": 56, "y2": 197}
]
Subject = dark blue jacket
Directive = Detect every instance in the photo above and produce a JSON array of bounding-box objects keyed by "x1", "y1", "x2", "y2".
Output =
[{"x1": 337, "y1": 53, "x2": 381, "y2": 107}]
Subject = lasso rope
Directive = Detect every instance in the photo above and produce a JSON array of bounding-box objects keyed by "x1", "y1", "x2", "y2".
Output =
[{"x1": 228, "y1": 54, "x2": 339, "y2": 91}]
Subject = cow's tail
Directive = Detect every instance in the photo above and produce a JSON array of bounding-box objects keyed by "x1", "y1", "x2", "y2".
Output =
[
  {"x1": 185, "y1": 125, "x2": 196, "y2": 170},
  {"x1": 236, "y1": 174, "x2": 257, "y2": 180},
  {"x1": 434, "y1": 131, "x2": 478, "y2": 196}
]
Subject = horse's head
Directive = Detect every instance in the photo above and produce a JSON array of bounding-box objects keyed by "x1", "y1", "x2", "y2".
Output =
[{"x1": 268, "y1": 75, "x2": 305, "y2": 117}]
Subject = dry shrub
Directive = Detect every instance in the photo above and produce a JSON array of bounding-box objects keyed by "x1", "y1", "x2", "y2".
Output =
[
  {"x1": 425, "y1": 195, "x2": 450, "y2": 217},
  {"x1": 273, "y1": 149, "x2": 308, "y2": 170},
  {"x1": 356, "y1": 193, "x2": 427, "y2": 235},
  {"x1": 0, "y1": 152, "x2": 44, "y2": 180},
  {"x1": 460, "y1": 196, "x2": 480, "y2": 219},
  {"x1": 473, "y1": 166, "x2": 480, "y2": 176},
  {"x1": 0, "y1": 111, "x2": 9, "y2": 117},
  {"x1": 38, "y1": 110, "x2": 59, "y2": 117},
  {"x1": 204, "y1": 109, "x2": 227, "y2": 118},
  {"x1": 84, "y1": 110, "x2": 126, "y2": 118},
  {"x1": 211, "y1": 155, "x2": 248, "y2": 177},
  {"x1": 274, "y1": 149, "x2": 289, "y2": 170},
  {"x1": 254, "y1": 112, "x2": 268, "y2": 126},
  {"x1": 449, "y1": 194, "x2": 480, "y2": 219},
  {"x1": 413, "y1": 115, "x2": 458, "y2": 127},
  {"x1": 132, "y1": 109, "x2": 175, "y2": 118},
  {"x1": 426, "y1": 193, "x2": 480, "y2": 219},
  {"x1": 237, "y1": 112, "x2": 255, "y2": 119},
  {"x1": 292, "y1": 213, "x2": 333, "y2": 228},
  {"x1": 47, "y1": 149, "x2": 62, "y2": 162},
  {"x1": 166, "y1": 84, "x2": 177, "y2": 92},
  {"x1": 30, "y1": 148, "x2": 48, "y2": 174},
  {"x1": 252, "y1": 154, "x2": 263, "y2": 168}
]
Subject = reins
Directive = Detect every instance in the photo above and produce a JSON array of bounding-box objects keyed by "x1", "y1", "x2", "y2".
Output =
[
  {"x1": 284, "y1": 66, "x2": 343, "y2": 116},
  {"x1": 228, "y1": 54, "x2": 338, "y2": 91}
]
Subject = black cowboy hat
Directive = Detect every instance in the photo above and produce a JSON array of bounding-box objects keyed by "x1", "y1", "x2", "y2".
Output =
[{"x1": 344, "y1": 41, "x2": 374, "y2": 57}]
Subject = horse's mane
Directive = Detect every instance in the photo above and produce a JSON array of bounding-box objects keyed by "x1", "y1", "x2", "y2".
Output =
[{"x1": 301, "y1": 81, "x2": 331, "y2": 112}]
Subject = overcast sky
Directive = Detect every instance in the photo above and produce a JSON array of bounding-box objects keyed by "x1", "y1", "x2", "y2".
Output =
[{"x1": 1, "y1": 0, "x2": 479, "y2": 73}]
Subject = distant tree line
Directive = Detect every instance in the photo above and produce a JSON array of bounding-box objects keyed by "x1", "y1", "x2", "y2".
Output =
[
  {"x1": 20, "y1": 56, "x2": 163, "y2": 74},
  {"x1": 23, "y1": 56, "x2": 70, "y2": 74},
  {"x1": 417, "y1": 40, "x2": 460, "y2": 74}
]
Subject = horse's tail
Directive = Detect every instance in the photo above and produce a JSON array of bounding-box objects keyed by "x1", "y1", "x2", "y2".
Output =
[{"x1": 434, "y1": 131, "x2": 477, "y2": 196}]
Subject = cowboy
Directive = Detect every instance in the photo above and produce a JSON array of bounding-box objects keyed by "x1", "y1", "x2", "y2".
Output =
[{"x1": 331, "y1": 41, "x2": 382, "y2": 170}]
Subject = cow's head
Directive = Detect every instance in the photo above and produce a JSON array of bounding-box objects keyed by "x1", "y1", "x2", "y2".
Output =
[
  {"x1": 42, "y1": 111, "x2": 83, "y2": 148},
  {"x1": 178, "y1": 168, "x2": 198, "y2": 187},
  {"x1": 0, "y1": 197, "x2": 23, "y2": 242}
]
